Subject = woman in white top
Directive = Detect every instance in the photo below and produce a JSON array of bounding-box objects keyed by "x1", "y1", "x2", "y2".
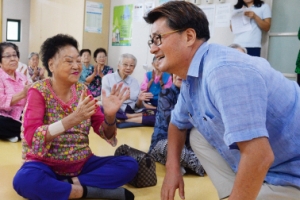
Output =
[{"x1": 231, "y1": 0, "x2": 271, "y2": 57}]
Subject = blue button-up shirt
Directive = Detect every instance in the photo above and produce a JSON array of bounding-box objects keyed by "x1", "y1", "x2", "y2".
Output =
[{"x1": 171, "y1": 42, "x2": 300, "y2": 188}]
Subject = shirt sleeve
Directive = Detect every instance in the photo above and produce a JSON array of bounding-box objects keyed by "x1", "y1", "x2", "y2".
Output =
[
  {"x1": 207, "y1": 65, "x2": 269, "y2": 149},
  {"x1": 140, "y1": 73, "x2": 149, "y2": 91},
  {"x1": 23, "y1": 88, "x2": 49, "y2": 149},
  {"x1": 0, "y1": 78, "x2": 13, "y2": 111},
  {"x1": 262, "y1": 3, "x2": 272, "y2": 19},
  {"x1": 101, "y1": 75, "x2": 111, "y2": 97},
  {"x1": 171, "y1": 90, "x2": 193, "y2": 130}
]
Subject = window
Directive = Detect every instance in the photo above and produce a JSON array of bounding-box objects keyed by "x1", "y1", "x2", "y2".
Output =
[{"x1": 6, "y1": 19, "x2": 21, "y2": 42}]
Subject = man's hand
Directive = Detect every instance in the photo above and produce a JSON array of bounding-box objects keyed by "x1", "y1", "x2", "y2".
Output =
[{"x1": 161, "y1": 168, "x2": 185, "y2": 200}]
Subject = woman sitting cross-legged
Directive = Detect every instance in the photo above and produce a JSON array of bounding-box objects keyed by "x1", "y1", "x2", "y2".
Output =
[
  {"x1": 13, "y1": 34, "x2": 138, "y2": 200},
  {"x1": 149, "y1": 74, "x2": 205, "y2": 176},
  {"x1": 102, "y1": 53, "x2": 156, "y2": 126}
]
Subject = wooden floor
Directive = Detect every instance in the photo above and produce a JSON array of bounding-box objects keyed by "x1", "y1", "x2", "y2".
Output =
[{"x1": 0, "y1": 127, "x2": 220, "y2": 200}]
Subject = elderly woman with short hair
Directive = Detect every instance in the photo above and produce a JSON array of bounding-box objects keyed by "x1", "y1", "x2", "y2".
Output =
[
  {"x1": 13, "y1": 34, "x2": 138, "y2": 200},
  {"x1": 102, "y1": 53, "x2": 155, "y2": 126},
  {"x1": 27, "y1": 52, "x2": 45, "y2": 82},
  {"x1": 0, "y1": 42, "x2": 31, "y2": 142}
]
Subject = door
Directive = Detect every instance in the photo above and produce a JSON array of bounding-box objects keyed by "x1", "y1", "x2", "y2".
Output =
[{"x1": 267, "y1": 0, "x2": 300, "y2": 81}]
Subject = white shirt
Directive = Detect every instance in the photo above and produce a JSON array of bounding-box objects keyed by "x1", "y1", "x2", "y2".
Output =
[
  {"x1": 102, "y1": 70, "x2": 140, "y2": 111},
  {"x1": 233, "y1": 3, "x2": 271, "y2": 48}
]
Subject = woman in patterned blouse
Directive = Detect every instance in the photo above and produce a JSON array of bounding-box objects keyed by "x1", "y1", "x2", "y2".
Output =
[{"x1": 13, "y1": 34, "x2": 137, "y2": 200}]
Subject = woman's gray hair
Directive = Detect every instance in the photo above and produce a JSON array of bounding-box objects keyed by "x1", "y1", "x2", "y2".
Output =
[
  {"x1": 118, "y1": 53, "x2": 137, "y2": 66},
  {"x1": 228, "y1": 43, "x2": 247, "y2": 54},
  {"x1": 28, "y1": 52, "x2": 39, "y2": 59}
]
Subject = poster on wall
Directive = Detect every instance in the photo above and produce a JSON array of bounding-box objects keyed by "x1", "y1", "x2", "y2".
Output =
[
  {"x1": 112, "y1": 5, "x2": 133, "y2": 46},
  {"x1": 134, "y1": 0, "x2": 144, "y2": 22},
  {"x1": 85, "y1": 1, "x2": 103, "y2": 33}
]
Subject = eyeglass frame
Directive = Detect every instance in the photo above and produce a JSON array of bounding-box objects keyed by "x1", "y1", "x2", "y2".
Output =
[
  {"x1": 1, "y1": 54, "x2": 18, "y2": 59},
  {"x1": 147, "y1": 29, "x2": 183, "y2": 48}
]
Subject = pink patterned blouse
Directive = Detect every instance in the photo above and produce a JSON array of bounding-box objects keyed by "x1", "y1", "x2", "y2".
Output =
[
  {"x1": 22, "y1": 78, "x2": 117, "y2": 176},
  {"x1": 0, "y1": 68, "x2": 28, "y2": 122}
]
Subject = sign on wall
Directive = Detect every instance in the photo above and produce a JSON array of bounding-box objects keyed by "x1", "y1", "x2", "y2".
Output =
[
  {"x1": 112, "y1": 4, "x2": 134, "y2": 46},
  {"x1": 85, "y1": 1, "x2": 103, "y2": 33}
]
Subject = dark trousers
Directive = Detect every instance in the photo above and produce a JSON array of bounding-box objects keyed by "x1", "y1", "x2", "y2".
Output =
[
  {"x1": 246, "y1": 47, "x2": 261, "y2": 57},
  {"x1": 0, "y1": 116, "x2": 21, "y2": 139},
  {"x1": 13, "y1": 155, "x2": 138, "y2": 200}
]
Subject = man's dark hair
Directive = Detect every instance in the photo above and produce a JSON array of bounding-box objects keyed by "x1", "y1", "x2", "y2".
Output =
[{"x1": 144, "y1": 1, "x2": 210, "y2": 41}]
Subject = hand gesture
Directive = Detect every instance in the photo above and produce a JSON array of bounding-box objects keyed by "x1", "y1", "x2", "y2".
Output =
[
  {"x1": 161, "y1": 169, "x2": 185, "y2": 200},
  {"x1": 74, "y1": 88, "x2": 98, "y2": 122},
  {"x1": 33, "y1": 66, "x2": 39, "y2": 76},
  {"x1": 138, "y1": 90, "x2": 153, "y2": 101},
  {"x1": 93, "y1": 65, "x2": 98, "y2": 75},
  {"x1": 98, "y1": 66, "x2": 104, "y2": 78},
  {"x1": 244, "y1": 11, "x2": 255, "y2": 19},
  {"x1": 101, "y1": 83, "x2": 130, "y2": 117},
  {"x1": 22, "y1": 81, "x2": 32, "y2": 98},
  {"x1": 151, "y1": 70, "x2": 155, "y2": 81},
  {"x1": 39, "y1": 67, "x2": 45, "y2": 77}
]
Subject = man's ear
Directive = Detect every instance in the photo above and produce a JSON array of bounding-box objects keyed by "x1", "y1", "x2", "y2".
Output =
[{"x1": 185, "y1": 28, "x2": 197, "y2": 47}]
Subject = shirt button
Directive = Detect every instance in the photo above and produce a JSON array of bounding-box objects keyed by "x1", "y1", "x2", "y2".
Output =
[{"x1": 202, "y1": 117, "x2": 207, "y2": 121}]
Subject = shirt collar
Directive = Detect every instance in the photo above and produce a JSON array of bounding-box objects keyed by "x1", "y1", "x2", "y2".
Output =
[
  {"x1": 0, "y1": 68, "x2": 25, "y2": 82},
  {"x1": 115, "y1": 70, "x2": 131, "y2": 84},
  {"x1": 187, "y1": 42, "x2": 209, "y2": 78}
]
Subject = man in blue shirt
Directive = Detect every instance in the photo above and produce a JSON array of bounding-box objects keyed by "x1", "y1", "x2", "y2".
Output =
[{"x1": 144, "y1": 1, "x2": 300, "y2": 200}]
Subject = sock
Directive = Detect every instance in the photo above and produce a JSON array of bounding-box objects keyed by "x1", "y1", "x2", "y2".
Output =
[{"x1": 82, "y1": 186, "x2": 134, "y2": 200}]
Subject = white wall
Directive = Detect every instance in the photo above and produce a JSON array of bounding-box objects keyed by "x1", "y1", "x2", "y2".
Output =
[
  {"x1": 2, "y1": 0, "x2": 31, "y2": 63},
  {"x1": 108, "y1": 0, "x2": 272, "y2": 83}
]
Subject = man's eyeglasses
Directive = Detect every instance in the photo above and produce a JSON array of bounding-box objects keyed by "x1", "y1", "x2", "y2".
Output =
[
  {"x1": 2, "y1": 54, "x2": 18, "y2": 59},
  {"x1": 148, "y1": 29, "x2": 182, "y2": 48}
]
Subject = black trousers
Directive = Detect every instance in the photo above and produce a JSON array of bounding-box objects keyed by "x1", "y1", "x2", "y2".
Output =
[
  {"x1": 0, "y1": 116, "x2": 21, "y2": 139},
  {"x1": 297, "y1": 74, "x2": 300, "y2": 86}
]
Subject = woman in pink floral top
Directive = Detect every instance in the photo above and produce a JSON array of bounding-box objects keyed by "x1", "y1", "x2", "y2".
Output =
[
  {"x1": 0, "y1": 42, "x2": 31, "y2": 142},
  {"x1": 13, "y1": 34, "x2": 138, "y2": 200}
]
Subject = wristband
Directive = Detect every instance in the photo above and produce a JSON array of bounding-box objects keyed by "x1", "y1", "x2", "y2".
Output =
[
  {"x1": 48, "y1": 120, "x2": 65, "y2": 136},
  {"x1": 104, "y1": 118, "x2": 117, "y2": 126}
]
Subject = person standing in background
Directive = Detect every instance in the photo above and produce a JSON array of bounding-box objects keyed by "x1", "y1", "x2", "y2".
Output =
[
  {"x1": 295, "y1": 26, "x2": 300, "y2": 86},
  {"x1": 232, "y1": 0, "x2": 271, "y2": 57}
]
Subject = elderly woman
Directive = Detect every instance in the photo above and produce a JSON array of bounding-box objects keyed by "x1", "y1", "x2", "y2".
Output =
[
  {"x1": 149, "y1": 74, "x2": 205, "y2": 176},
  {"x1": 27, "y1": 52, "x2": 45, "y2": 82},
  {"x1": 78, "y1": 49, "x2": 93, "y2": 84},
  {"x1": 140, "y1": 57, "x2": 172, "y2": 108},
  {"x1": 13, "y1": 34, "x2": 138, "y2": 200},
  {"x1": 86, "y1": 48, "x2": 114, "y2": 98},
  {"x1": 102, "y1": 53, "x2": 155, "y2": 126},
  {"x1": 0, "y1": 42, "x2": 30, "y2": 142}
]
